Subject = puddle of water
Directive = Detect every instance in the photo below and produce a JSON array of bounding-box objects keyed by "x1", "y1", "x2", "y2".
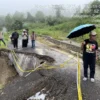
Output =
[
  {"x1": 27, "y1": 92, "x2": 47, "y2": 100},
  {"x1": 35, "y1": 48, "x2": 45, "y2": 55}
]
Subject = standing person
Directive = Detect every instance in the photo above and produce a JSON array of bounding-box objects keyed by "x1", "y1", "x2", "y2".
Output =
[
  {"x1": 31, "y1": 31, "x2": 36, "y2": 48},
  {"x1": 26, "y1": 29, "x2": 29, "y2": 45},
  {"x1": 0, "y1": 31, "x2": 6, "y2": 46},
  {"x1": 22, "y1": 29, "x2": 28, "y2": 48},
  {"x1": 11, "y1": 30, "x2": 19, "y2": 49},
  {"x1": 81, "y1": 31, "x2": 98, "y2": 82}
]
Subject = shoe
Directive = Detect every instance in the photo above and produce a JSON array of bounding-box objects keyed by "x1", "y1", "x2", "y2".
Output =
[
  {"x1": 83, "y1": 77, "x2": 88, "y2": 81},
  {"x1": 90, "y1": 78, "x2": 95, "y2": 82}
]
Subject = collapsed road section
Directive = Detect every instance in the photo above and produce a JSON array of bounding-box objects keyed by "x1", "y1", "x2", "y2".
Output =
[{"x1": 0, "y1": 44, "x2": 100, "y2": 100}]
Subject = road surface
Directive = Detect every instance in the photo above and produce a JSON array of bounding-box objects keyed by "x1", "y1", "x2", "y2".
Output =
[{"x1": 0, "y1": 38, "x2": 100, "y2": 100}]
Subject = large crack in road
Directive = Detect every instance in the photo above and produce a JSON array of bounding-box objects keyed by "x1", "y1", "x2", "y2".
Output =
[{"x1": 0, "y1": 38, "x2": 100, "y2": 100}]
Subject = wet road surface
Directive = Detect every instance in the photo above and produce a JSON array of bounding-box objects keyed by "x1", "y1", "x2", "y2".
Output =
[{"x1": 0, "y1": 38, "x2": 100, "y2": 100}]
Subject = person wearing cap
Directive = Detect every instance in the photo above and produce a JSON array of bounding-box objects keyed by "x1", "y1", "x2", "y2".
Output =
[
  {"x1": 22, "y1": 29, "x2": 28, "y2": 48},
  {"x1": 81, "y1": 31, "x2": 98, "y2": 82}
]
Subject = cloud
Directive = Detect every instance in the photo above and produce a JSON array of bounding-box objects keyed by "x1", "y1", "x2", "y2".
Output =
[{"x1": 0, "y1": 0, "x2": 93, "y2": 15}]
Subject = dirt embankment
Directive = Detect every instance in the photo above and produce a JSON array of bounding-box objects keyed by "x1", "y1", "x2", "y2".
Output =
[{"x1": 0, "y1": 52, "x2": 17, "y2": 89}]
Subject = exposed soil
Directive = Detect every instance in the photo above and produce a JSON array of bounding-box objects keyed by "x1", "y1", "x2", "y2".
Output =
[{"x1": 0, "y1": 53, "x2": 17, "y2": 89}]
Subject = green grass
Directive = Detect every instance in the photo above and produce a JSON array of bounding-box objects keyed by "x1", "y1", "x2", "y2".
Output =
[
  {"x1": 0, "y1": 33, "x2": 10, "y2": 49},
  {"x1": 3, "y1": 17, "x2": 100, "y2": 46},
  {"x1": 0, "y1": 84, "x2": 4, "y2": 90},
  {"x1": 26, "y1": 17, "x2": 100, "y2": 46}
]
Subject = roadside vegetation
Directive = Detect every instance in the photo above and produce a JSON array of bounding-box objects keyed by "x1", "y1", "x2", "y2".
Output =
[{"x1": 0, "y1": 0, "x2": 100, "y2": 47}]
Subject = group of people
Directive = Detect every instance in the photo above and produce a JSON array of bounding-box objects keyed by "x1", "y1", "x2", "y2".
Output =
[
  {"x1": 0, "y1": 28, "x2": 98, "y2": 83},
  {"x1": 11, "y1": 29, "x2": 36, "y2": 49},
  {"x1": 11, "y1": 30, "x2": 98, "y2": 82}
]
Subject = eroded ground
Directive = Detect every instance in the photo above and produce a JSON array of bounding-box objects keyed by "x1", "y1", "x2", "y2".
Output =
[{"x1": 0, "y1": 38, "x2": 100, "y2": 100}]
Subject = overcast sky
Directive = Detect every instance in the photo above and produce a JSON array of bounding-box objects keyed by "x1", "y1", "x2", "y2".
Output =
[{"x1": 0, "y1": 0, "x2": 94, "y2": 15}]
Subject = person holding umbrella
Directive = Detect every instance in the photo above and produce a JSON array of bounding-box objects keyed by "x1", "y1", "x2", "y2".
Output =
[
  {"x1": 67, "y1": 24, "x2": 98, "y2": 82},
  {"x1": 81, "y1": 31, "x2": 98, "y2": 82}
]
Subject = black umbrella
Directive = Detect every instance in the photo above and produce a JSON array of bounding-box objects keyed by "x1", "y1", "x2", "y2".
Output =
[{"x1": 67, "y1": 24, "x2": 96, "y2": 39}]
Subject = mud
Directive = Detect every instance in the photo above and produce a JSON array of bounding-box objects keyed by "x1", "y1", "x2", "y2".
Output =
[{"x1": 0, "y1": 53, "x2": 17, "y2": 89}]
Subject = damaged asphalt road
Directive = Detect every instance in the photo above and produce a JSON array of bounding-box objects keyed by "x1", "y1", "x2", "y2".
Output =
[{"x1": 0, "y1": 39, "x2": 100, "y2": 100}]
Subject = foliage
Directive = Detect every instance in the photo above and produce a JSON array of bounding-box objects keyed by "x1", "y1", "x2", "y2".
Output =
[
  {"x1": 12, "y1": 20, "x2": 23, "y2": 30},
  {"x1": 26, "y1": 12, "x2": 35, "y2": 22},
  {"x1": 81, "y1": 0, "x2": 100, "y2": 16},
  {"x1": 53, "y1": 5, "x2": 64, "y2": 18},
  {"x1": 5, "y1": 14, "x2": 13, "y2": 31},
  {"x1": 35, "y1": 11, "x2": 45, "y2": 23}
]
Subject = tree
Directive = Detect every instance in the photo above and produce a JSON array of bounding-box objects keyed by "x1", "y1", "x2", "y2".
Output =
[
  {"x1": 5, "y1": 14, "x2": 13, "y2": 30},
  {"x1": 74, "y1": 6, "x2": 82, "y2": 16},
  {"x1": 12, "y1": 20, "x2": 23, "y2": 30},
  {"x1": 81, "y1": 0, "x2": 100, "y2": 16},
  {"x1": 53, "y1": 5, "x2": 64, "y2": 18},
  {"x1": 35, "y1": 11, "x2": 45, "y2": 23},
  {"x1": 26, "y1": 12, "x2": 35, "y2": 22},
  {"x1": 90, "y1": 0, "x2": 100, "y2": 16},
  {"x1": 0, "y1": 16, "x2": 5, "y2": 30},
  {"x1": 13, "y1": 11, "x2": 25, "y2": 22},
  {"x1": 46, "y1": 16, "x2": 57, "y2": 26}
]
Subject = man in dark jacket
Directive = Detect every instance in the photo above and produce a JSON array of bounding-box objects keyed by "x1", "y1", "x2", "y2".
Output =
[
  {"x1": 81, "y1": 31, "x2": 98, "y2": 82},
  {"x1": 11, "y1": 31, "x2": 19, "y2": 49}
]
